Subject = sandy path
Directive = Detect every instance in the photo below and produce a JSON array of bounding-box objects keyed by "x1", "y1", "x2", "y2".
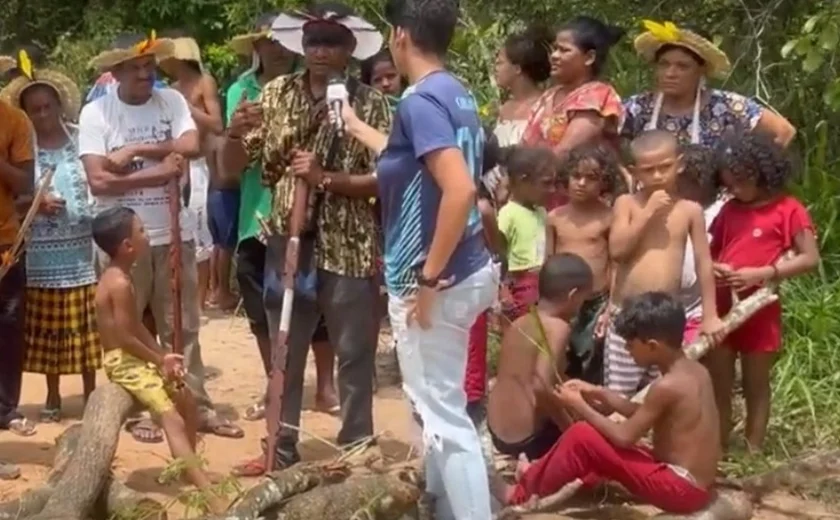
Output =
[{"x1": 0, "y1": 311, "x2": 834, "y2": 518}]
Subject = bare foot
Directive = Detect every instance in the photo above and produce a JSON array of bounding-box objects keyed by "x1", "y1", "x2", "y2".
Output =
[
  {"x1": 315, "y1": 392, "x2": 339, "y2": 414},
  {"x1": 212, "y1": 293, "x2": 239, "y2": 311}
]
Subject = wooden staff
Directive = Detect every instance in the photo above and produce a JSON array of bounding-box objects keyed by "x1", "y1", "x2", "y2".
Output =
[
  {"x1": 263, "y1": 94, "x2": 331, "y2": 472},
  {"x1": 167, "y1": 164, "x2": 184, "y2": 356},
  {"x1": 0, "y1": 167, "x2": 55, "y2": 283},
  {"x1": 264, "y1": 176, "x2": 310, "y2": 472}
]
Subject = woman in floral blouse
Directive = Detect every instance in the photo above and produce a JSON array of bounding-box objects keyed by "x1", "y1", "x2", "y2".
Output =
[
  {"x1": 0, "y1": 59, "x2": 100, "y2": 421},
  {"x1": 520, "y1": 16, "x2": 626, "y2": 208},
  {"x1": 621, "y1": 21, "x2": 796, "y2": 148}
]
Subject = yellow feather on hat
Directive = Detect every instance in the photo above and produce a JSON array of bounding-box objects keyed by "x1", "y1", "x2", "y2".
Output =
[
  {"x1": 17, "y1": 50, "x2": 33, "y2": 80},
  {"x1": 641, "y1": 20, "x2": 680, "y2": 43}
]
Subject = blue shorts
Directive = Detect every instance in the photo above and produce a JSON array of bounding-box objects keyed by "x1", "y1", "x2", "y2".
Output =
[{"x1": 207, "y1": 189, "x2": 240, "y2": 249}]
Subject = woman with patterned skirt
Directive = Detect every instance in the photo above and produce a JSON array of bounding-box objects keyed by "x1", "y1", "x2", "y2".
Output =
[{"x1": 0, "y1": 55, "x2": 101, "y2": 421}]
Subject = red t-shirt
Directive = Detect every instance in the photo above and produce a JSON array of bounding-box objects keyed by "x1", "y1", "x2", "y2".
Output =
[{"x1": 710, "y1": 195, "x2": 814, "y2": 269}]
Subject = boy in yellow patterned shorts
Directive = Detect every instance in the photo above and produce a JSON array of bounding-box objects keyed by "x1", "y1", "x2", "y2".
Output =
[{"x1": 92, "y1": 206, "x2": 227, "y2": 514}]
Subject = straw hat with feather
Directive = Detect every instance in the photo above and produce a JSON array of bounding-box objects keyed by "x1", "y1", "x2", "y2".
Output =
[
  {"x1": 0, "y1": 50, "x2": 82, "y2": 120},
  {"x1": 229, "y1": 12, "x2": 280, "y2": 55},
  {"x1": 158, "y1": 37, "x2": 204, "y2": 77},
  {"x1": 89, "y1": 30, "x2": 176, "y2": 72},
  {"x1": 634, "y1": 20, "x2": 731, "y2": 79}
]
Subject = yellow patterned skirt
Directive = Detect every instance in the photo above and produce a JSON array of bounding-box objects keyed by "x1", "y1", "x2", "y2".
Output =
[
  {"x1": 24, "y1": 284, "x2": 102, "y2": 375},
  {"x1": 103, "y1": 349, "x2": 176, "y2": 415}
]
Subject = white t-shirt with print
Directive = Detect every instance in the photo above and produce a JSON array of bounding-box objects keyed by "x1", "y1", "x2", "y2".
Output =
[{"x1": 78, "y1": 88, "x2": 197, "y2": 247}]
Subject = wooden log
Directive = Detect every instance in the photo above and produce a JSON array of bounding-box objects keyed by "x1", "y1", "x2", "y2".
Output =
[
  {"x1": 208, "y1": 463, "x2": 352, "y2": 520},
  {"x1": 28, "y1": 382, "x2": 136, "y2": 520},
  {"x1": 273, "y1": 469, "x2": 423, "y2": 520},
  {"x1": 492, "y1": 479, "x2": 583, "y2": 519},
  {"x1": 652, "y1": 489, "x2": 752, "y2": 520},
  {"x1": 93, "y1": 478, "x2": 167, "y2": 520},
  {"x1": 2, "y1": 414, "x2": 165, "y2": 520}
]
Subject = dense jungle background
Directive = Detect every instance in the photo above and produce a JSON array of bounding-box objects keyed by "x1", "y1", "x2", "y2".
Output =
[{"x1": 1, "y1": 0, "x2": 839, "y2": 480}]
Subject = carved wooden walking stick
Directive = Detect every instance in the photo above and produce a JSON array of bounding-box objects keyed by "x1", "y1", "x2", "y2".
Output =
[
  {"x1": 261, "y1": 90, "x2": 338, "y2": 472},
  {"x1": 264, "y1": 176, "x2": 310, "y2": 472},
  {"x1": 167, "y1": 169, "x2": 184, "y2": 357}
]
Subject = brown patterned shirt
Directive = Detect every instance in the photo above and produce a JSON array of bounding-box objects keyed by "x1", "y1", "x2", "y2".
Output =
[{"x1": 242, "y1": 72, "x2": 392, "y2": 278}]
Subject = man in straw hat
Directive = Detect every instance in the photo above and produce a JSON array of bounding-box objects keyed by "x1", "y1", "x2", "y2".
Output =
[
  {"x1": 0, "y1": 53, "x2": 36, "y2": 481},
  {"x1": 79, "y1": 32, "x2": 243, "y2": 443},
  {"x1": 621, "y1": 20, "x2": 795, "y2": 148},
  {"x1": 158, "y1": 30, "x2": 225, "y2": 313},
  {"x1": 217, "y1": 13, "x2": 310, "y2": 423},
  {"x1": 221, "y1": 2, "x2": 391, "y2": 475}
]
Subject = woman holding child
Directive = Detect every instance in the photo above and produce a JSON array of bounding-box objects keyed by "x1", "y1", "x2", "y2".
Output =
[
  {"x1": 0, "y1": 55, "x2": 101, "y2": 421},
  {"x1": 621, "y1": 20, "x2": 796, "y2": 148}
]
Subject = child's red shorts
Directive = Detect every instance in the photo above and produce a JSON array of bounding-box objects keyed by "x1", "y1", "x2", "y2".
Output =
[
  {"x1": 717, "y1": 287, "x2": 782, "y2": 354},
  {"x1": 509, "y1": 422, "x2": 712, "y2": 514},
  {"x1": 501, "y1": 270, "x2": 540, "y2": 323}
]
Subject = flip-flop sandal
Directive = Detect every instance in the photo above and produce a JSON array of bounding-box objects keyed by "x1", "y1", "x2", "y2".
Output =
[
  {"x1": 244, "y1": 402, "x2": 265, "y2": 421},
  {"x1": 125, "y1": 418, "x2": 164, "y2": 444},
  {"x1": 39, "y1": 408, "x2": 61, "y2": 423},
  {"x1": 7, "y1": 418, "x2": 36, "y2": 437},
  {"x1": 314, "y1": 402, "x2": 340, "y2": 415},
  {"x1": 0, "y1": 461, "x2": 20, "y2": 480},
  {"x1": 199, "y1": 418, "x2": 244, "y2": 439}
]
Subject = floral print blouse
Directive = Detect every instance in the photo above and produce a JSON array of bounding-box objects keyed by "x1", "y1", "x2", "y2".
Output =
[{"x1": 620, "y1": 89, "x2": 764, "y2": 147}]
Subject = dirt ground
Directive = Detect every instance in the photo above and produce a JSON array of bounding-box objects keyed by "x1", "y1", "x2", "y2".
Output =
[{"x1": 0, "y1": 311, "x2": 836, "y2": 519}]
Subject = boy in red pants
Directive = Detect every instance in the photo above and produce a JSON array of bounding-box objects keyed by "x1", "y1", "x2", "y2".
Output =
[{"x1": 494, "y1": 292, "x2": 720, "y2": 515}]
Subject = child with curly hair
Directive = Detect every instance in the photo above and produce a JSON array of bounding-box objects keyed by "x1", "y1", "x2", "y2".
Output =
[
  {"x1": 707, "y1": 132, "x2": 819, "y2": 452},
  {"x1": 547, "y1": 142, "x2": 620, "y2": 383},
  {"x1": 677, "y1": 144, "x2": 726, "y2": 344},
  {"x1": 497, "y1": 145, "x2": 558, "y2": 331}
]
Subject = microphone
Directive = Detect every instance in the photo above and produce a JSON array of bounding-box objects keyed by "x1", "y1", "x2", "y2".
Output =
[{"x1": 326, "y1": 76, "x2": 348, "y2": 136}]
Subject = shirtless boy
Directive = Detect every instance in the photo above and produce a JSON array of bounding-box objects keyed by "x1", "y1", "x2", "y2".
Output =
[
  {"x1": 495, "y1": 292, "x2": 720, "y2": 515},
  {"x1": 92, "y1": 206, "x2": 227, "y2": 513},
  {"x1": 547, "y1": 143, "x2": 619, "y2": 383},
  {"x1": 606, "y1": 130, "x2": 723, "y2": 396},
  {"x1": 158, "y1": 32, "x2": 232, "y2": 311},
  {"x1": 487, "y1": 253, "x2": 593, "y2": 462}
]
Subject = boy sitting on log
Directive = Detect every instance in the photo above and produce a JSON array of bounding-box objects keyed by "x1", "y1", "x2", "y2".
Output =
[
  {"x1": 494, "y1": 292, "x2": 720, "y2": 515},
  {"x1": 92, "y1": 206, "x2": 227, "y2": 513},
  {"x1": 487, "y1": 253, "x2": 593, "y2": 462}
]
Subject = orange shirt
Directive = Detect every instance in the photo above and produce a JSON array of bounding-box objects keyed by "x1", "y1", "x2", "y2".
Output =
[{"x1": 0, "y1": 100, "x2": 34, "y2": 245}]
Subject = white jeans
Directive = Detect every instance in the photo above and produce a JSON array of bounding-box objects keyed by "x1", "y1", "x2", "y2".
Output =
[{"x1": 389, "y1": 262, "x2": 497, "y2": 520}]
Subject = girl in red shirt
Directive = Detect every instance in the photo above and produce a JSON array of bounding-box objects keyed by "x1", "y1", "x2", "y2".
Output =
[{"x1": 706, "y1": 132, "x2": 820, "y2": 453}]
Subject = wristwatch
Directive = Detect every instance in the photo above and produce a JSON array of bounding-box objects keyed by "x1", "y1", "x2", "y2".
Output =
[{"x1": 415, "y1": 267, "x2": 439, "y2": 288}]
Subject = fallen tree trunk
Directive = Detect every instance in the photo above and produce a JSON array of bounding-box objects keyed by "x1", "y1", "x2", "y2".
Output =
[
  {"x1": 1, "y1": 410, "x2": 167, "y2": 520},
  {"x1": 211, "y1": 463, "x2": 352, "y2": 520},
  {"x1": 28, "y1": 382, "x2": 136, "y2": 520},
  {"x1": 271, "y1": 471, "x2": 423, "y2": 520}
]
